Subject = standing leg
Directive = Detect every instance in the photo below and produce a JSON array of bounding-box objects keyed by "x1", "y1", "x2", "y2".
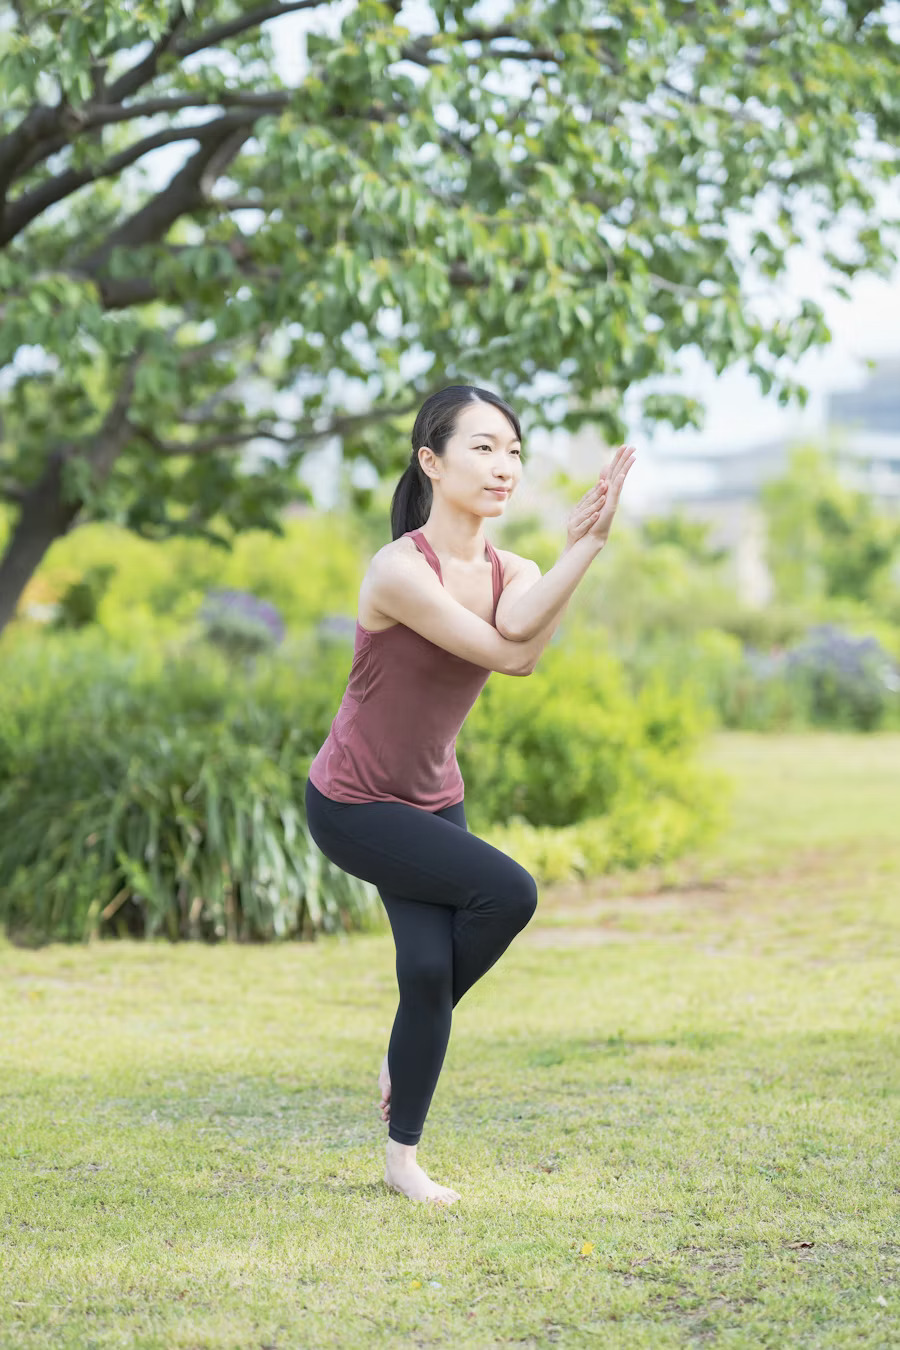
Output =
[
  {"x1": 378, "y1": 892, "x2": 455, "y2": 1146},
  {"x1": 376, "y1": 890, "x2": 461, "y2": 1206}
]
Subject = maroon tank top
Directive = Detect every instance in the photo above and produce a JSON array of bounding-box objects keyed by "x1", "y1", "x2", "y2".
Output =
[{"x1": 307, "y1": 528, "x2": 505, "y2": 811}]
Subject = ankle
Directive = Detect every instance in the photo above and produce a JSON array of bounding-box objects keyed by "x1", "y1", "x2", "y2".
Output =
[{"x1": 386, "y1": 1138, "x2": 417, "y2": 1165}]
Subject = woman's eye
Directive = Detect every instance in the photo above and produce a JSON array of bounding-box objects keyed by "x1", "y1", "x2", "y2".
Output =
[{"x1": 479, "y1": 445, "x2": 522, "y2": 455}]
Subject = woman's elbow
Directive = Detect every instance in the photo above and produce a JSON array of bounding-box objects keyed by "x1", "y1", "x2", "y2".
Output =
[{"x1": 509, "y1": 654, "x2": 536, "y2": 677}]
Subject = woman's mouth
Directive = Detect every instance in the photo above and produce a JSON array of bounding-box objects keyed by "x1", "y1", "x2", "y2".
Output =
[{"x1": 486, "y1": 488, "x2": 509, "y2": 496}]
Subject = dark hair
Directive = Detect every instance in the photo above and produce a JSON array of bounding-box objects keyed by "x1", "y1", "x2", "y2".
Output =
[{"x1": 389, "y1": 385, "x2": 522, "y2": 540}]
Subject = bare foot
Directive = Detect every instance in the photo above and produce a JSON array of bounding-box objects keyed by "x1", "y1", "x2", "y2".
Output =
[
  {"x1": 378, "y1": 1052, "x2": 391, "y2": 1124},
  {"x1": 384, "y1": 1147, "x2": 461, "y2": 1207}
]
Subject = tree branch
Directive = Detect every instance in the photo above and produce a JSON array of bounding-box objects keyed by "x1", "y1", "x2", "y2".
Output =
[
  {"x1": 10, "y1": 89, "x2": 291, "y2": 182},
  {"x1": 78, "y1": 114, "x2": 257, "y2": 266},
  {"x1": 93, "y1": 275, "x2": 162, "y2": 308},
  {"x1": 0, "y1": 13, "x2": 641, "y2": 210},
  {"x1": 105, "y1": 4, "x2": 190, "y2": 104},
  {"x1": 86, "y1": 349, "x2": 145, "y2": 482},
  {"x1": 135, "y1": 427, "x2": 265, "y2": 456},
  {"x1": 1, "y1": 120, "x2": 239, "y2": 246},
  {"x1": 78, "y1": 89, "x2": 291, "y2": 130},
  {"x1": 0, "y1": 6, "x2": 188, "y2": 198},
  {"x1": 67, "y1": 240, "x2": 273, "y2": 311},
  {"x1": 5, "y1": 85, "x2": 406, "y2": 248},
  {"x1": 0, "y1": 105, "x2": 61, "y2": 200},
  {"x1": 133, "y1": 399, "x2": 422, "y2": 459},
  {"x1": 3, "y1": 1, "x2": 480, "y2": 226},
  {"x1": 1, "y1": 2, "x2": 319, "y2": 190},
  {"x1": 174, "y1": 0, "x2": 327, "y2": 61}
]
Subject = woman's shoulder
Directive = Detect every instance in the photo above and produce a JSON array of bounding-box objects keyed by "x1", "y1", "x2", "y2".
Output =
[
  {"x1": 372, "y1": 535, "x2": 522, "y2": 573},
  {"x1": 493, "y1": 545, "x2": 536, "y2": 582},
  {"x1": 363, "y1": 536, "x2": 425, "y2": 591},
  {"x1": 371, "y1": 535, "x2": 421, "y2": 569}
]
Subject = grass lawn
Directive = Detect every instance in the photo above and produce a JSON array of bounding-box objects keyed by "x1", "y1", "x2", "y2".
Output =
[{"x1": 1, "y1": 731, "x2": 898, "y2": 1348}]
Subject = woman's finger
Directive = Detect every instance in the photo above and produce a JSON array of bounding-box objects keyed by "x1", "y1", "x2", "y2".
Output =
[
  {"x1": 608, "y1": 449, "x2": 637, "y2": 499},
  {"x1": 607, "y1": 445, "x2": 635, "y2": 487},
  {"x1": 577, "y1": 492, "x2": 606, "y2": 519},
  {"x1": 602, "y1": 450, "x2": 625, "y2": 483},
  {"x1": 579, "y1": 484, "x2": 607, "y2": 507}
]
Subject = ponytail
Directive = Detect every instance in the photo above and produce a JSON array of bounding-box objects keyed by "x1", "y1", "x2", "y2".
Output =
[{"x1": 389, "y1": 453, "x2": 432, "y2": 540}]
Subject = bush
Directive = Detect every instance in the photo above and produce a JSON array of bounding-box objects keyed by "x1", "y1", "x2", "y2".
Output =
[
  {"x1": 682, "y1": 624, "x2": 900, "y2": 731},
  {"x1": 781, "y1": 624, "x2": 900, "y2": 731},
  {"x1": 1, "y1": 617, "x2": 727, "y2": 941},
  {"x1": 11, "y1": 512, "x2": 365, "y2": 643},
  {"x1": 197, "y1": 588, "x2": 286, "y2": 659},
  {"x1": 0, "y1": 629, "x2": 380, "y2": 945},
  {"x1": 459, "y1": 629, "x2": 727, "y2": 860}
]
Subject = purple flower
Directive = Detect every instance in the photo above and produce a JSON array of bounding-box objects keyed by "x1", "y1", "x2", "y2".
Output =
[
  {"x1": 773, "y1": 623, "x2": 900, "y2": 727},
  {"x1": 199, "y1": 589, "x2": 285, "y2": 647}
]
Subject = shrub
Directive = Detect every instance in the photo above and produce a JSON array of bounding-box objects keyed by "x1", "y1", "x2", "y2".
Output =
[
  {"x1": 459, "y1": 629, "x2": 725, "y2": 857},
  {"x1": 196, "y1": 588, "x2": 286, "y2": 659},
  {"x1": 0, "y1": 629, "x2": 380, "y2": 945},
  {"x1": 1, "y1": 618, "x2": 727, "y2": 941},
  {"x1": 11, "y1": 512, "x2": 364, "y2": 642},
  {"x1": 612, "y1": 616, "x2": 900, "y2": 733},
  {"x1": 781, "y1": 624, "x2": 900, "y2": 731}
]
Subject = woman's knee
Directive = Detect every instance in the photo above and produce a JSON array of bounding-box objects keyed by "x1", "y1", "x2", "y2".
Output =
[{"x1": 506, "y1": 870, "x2": 538, "y2": 929}]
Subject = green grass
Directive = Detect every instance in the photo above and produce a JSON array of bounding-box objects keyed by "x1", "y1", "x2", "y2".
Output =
[{"x1": 2, "y1": 731, "x2": 898, "y2": 1348}]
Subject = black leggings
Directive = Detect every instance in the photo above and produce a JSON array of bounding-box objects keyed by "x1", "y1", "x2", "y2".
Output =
[{"x1": 304, "y1": 777, "x2": 538, "y2": 1145}]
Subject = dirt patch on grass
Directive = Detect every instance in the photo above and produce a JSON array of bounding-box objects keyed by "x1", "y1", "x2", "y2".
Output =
[{"x1": 527, "y1": 837, "x2": 900, "y2": 948}]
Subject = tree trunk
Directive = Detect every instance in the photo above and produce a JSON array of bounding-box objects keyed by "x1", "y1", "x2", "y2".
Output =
[
  {"x1": 0, "y1": 358, "x2": 139, "y2": 637},
  {"x1": 0, "y1": 451, "x2": 82, "y2": 636}
]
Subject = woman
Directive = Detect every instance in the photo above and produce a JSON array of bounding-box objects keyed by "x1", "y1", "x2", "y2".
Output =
[{"x1": 305, "y1": 385, "x2": 635, "y2": 1206}]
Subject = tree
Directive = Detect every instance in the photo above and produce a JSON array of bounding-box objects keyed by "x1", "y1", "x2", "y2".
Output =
[
  {"x1": 640, "y1": 512, "x2": 729, "y2": 566},
  {"x1": 760, "y1": 445, "x2": 900, "y2": 605},
  {"x1": 1, "y1": 0, "x2": 897, "y2": 632}
]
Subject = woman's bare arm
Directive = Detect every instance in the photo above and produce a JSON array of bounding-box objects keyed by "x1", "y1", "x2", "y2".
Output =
[
  {"x1": 502, "y1": 534, "x2": 603, "y2": 672},
  {"x1": 497, "y1": 443, "x2": 636, "y2": 645},
  {"x1": 496, "y1": 535, "x2": 605, "y2": 643},
  {"x1": 369, "y1": 547, "x2": 536, "y2": 676}
]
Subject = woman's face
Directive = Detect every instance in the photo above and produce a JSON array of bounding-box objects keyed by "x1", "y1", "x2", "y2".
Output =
[{"x1": 420, "y1": 402, "x2": 523, "y2": 515}]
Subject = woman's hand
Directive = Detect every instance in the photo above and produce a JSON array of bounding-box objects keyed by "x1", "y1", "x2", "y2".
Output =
[
  {"x1": 586, "y1": 443, "x2": 637, "y2": 546},
  {"x1": 565, "y1": 477, "x2": 609, "y2": 551}
]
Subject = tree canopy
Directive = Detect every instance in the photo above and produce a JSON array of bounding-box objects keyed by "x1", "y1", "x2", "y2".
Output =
[{"x1": 0, "y1": 0, "x2": 897, "y2": 630}]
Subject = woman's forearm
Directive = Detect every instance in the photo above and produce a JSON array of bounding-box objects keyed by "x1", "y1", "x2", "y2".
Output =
[{"x1": 504, "y1": 534, "x2": 605, "y2": 644}]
